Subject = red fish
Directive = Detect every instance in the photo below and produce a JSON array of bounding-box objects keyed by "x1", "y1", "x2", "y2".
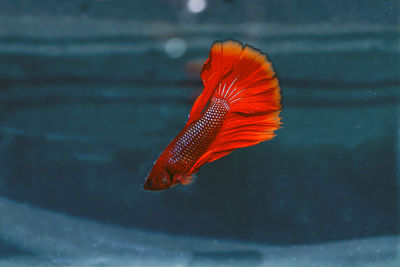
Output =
[{"x1": 143, "y1": 40, "x2": 281, "y2": 191}]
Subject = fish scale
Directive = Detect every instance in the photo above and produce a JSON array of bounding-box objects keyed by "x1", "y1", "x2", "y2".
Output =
[{"x1": 167, "y1": 97, "x2": 229, "y2": 173}]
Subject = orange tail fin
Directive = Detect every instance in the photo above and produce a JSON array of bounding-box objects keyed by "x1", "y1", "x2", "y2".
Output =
[{"x1": 188, "y1": 40, "x2": 282, "y2": 173}]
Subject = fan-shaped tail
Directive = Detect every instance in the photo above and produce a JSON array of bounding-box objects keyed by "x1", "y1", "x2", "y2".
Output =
[{"x1": 187, "y1": 40, "x2": 282, "y2": 174}]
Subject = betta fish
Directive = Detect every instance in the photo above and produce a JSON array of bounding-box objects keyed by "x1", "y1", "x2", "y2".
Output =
[{"x1": 143, "y1": 40, "x2": 282, "y2": 191}]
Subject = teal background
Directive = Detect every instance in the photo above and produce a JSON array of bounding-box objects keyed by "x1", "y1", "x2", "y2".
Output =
[{"x1": 0, "y1": 0, "x2": 399, "y2": 265}]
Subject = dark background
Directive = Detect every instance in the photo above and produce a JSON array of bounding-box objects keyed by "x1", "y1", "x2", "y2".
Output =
[{"x1": 0, "y1": 0, "x2": 399, "y2": 247}]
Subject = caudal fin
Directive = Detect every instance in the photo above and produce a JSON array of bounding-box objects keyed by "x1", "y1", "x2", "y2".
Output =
[{"x1": 188, "y1": 40, "x2": 282, "y2": 173}]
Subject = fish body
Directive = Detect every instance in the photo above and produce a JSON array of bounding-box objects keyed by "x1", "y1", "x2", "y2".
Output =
[{"x1": 143, "y1": 40, "x2": 281, "y2": 191}]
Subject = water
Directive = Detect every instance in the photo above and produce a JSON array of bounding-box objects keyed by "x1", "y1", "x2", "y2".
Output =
[{"x1": 0, "y1": 0, "x2": 399, "y2": 266}]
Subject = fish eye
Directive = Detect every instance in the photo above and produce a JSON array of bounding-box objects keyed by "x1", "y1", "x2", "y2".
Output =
[{"x1": 144, "y1": 180, "x2": 153, "y2": 189}]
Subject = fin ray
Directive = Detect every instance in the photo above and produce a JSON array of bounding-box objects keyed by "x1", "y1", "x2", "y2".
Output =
[
  {"x1": 180, "y1": 174, "x2": 196, "y2": 186},
  {"x1": 188, "y1": 40, "x2": 282, "y2": 174}
]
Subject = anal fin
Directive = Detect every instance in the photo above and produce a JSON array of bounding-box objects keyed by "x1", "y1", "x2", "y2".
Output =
[{"x1": 180, "y1": 174, "x2": 197, "y2": 186}]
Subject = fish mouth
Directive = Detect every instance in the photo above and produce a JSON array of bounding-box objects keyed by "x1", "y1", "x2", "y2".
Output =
[
  {"x1": 143, "y1": 183, "x2": 151, "y2": 191},
  {"x1": 143, "y1": 179, "x2": 166, "y2": 191},
  {"x1": 143, "y1": 179, "x2": 153, "y2": 191}
]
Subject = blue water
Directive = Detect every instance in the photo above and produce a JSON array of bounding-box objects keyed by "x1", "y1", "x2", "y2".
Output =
[{"x1": 0, "y1": 0, "x2": 399, "y2": 266}]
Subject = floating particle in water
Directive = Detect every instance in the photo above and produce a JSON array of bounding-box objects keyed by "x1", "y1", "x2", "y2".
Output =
[
  {"x1": 165, "y1": 38, "x2": 187, "y2": 58},
  {"x1": 187, "y1": 0, "x2": 207, "y2": 13}
]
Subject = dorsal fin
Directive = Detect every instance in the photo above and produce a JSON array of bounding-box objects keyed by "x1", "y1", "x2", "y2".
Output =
[{"x1": 186, "y1": 41, "x2": 243, "y2": 125}]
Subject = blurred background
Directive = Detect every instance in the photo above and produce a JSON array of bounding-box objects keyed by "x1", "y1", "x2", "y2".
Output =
[{"x1": 0, "y1": 0, "x2": 399, "y2": 266}]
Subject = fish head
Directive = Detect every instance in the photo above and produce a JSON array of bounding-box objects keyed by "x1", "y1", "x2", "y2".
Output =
[{"x1": 143, "y1": 164, "x2": 177, "y2": 191}]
